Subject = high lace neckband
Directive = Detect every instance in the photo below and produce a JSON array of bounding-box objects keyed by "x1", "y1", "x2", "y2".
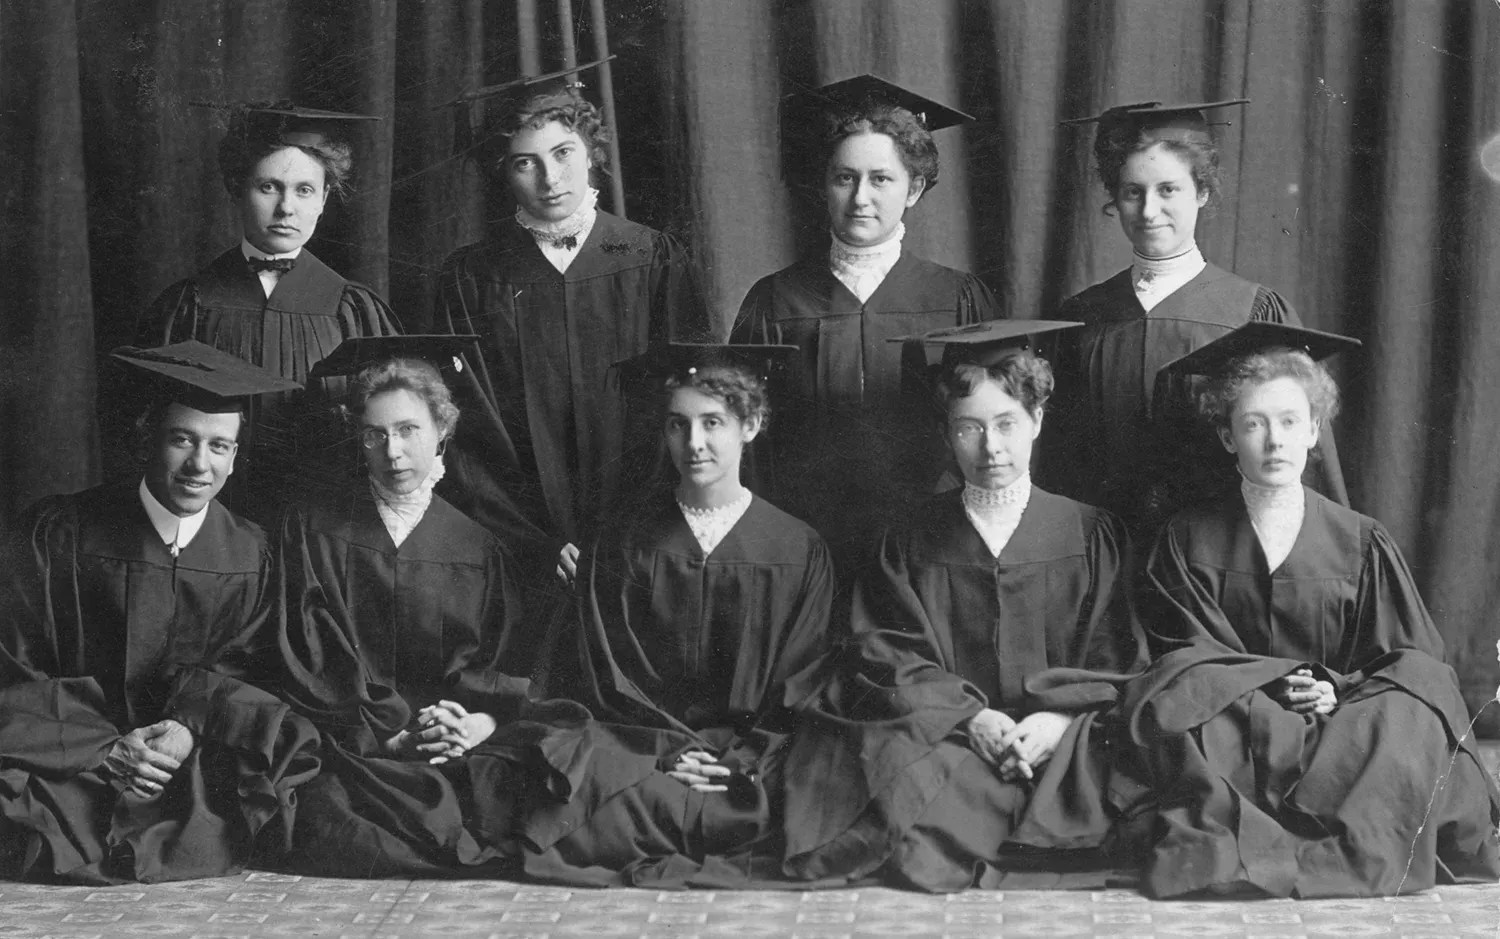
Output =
[
  {"x1": 1239, "y1": 473, "x2": 1303, "y2": 511},
  {"x1": 371, "y1": 454, "x2": 447, "y2": 547},
  {"x1": 1128, "y1": 241, "x2": 1200, "y2": 282},
  {"x1": 829, "y1": 223, "x2": 905, "y2": 267},
  {"x1": 962, "y1": 474, "x2": 1032, "y2": 510},
  {"x1": 517, "y1": 187, "x2": 599, "y2": 246},
  {"x1": 678, "y1": 488, "x2": 752, "y2": 518}
]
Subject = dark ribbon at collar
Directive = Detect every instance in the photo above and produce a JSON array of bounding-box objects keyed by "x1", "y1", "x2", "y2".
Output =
[{"x1": 247, "y1": 256, "x2": 296, "y2": 274}]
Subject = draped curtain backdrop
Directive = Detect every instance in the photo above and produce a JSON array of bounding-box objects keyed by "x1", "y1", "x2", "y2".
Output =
[{"x1": 4, "y1": 0, "x2": 1499, "y2": 725}]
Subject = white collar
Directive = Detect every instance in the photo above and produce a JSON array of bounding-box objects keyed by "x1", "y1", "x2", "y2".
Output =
[
  {"x1": 1240, "y1": 475, "x2": 1305, "y2": 572},
  {"x1": 370, "y1": 455, "x2": 447, "y2": 548},
  {"x1": 517, "y1": 188, "x2": 600, "y2": 244},
  {"x1": 241, "y1": 238, "x2": 303, "y2": 262},
  {"x1": 1130, "y1": 245, "x2": 1206, "y2": 311},
  {"x1": 138, "y1": 478, "x2": 209, "y2": 556},
  {"x1": 829, "y1": 224, "x2": 905, "y2": 303}
]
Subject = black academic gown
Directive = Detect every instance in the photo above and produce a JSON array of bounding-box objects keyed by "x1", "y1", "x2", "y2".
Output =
[
  {"x1": 520, "y1": 494, "x2": 836, "y2": 887},
  {"x1": 1042, "y1": 264, "x2": 1347, "y2": 541},
  {"x1": 0, "y1": 483, "x2": 318, "y2": 883},
  {"x1": 1123, "y1": 489, "x2": 1500, "y2": 898},
  {"x1": 436, "y1": 213, "x2": 711, "y2": 543},
  {"x1": 263, "y1": 490, "x2": 546, "y2": 877},
  {"x1": 138, "y1": 247, "x2": 402, "y2": 523},
  {"x1": 732, "y1": 250, "x2": 1000, "y2": 578},
  {"x1": 780, "y1": 488, "x2": 1153, "y2": 892}
]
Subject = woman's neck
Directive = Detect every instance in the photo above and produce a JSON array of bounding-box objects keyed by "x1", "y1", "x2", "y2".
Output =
[{"x1": 676, "y1": 478, "x2": 749, "y2": 511}]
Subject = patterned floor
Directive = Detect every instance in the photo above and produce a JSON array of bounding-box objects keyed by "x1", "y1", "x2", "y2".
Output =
[{"x1": 3, "y1": 874, "x2": 1500, "y2": 939}]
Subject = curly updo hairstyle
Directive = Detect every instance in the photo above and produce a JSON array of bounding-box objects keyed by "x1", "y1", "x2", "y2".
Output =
[
  {"x1": 662, "y1": 363, "x2": 771, "y2": 432},
  {"x1": 480, "y1": 92, "x2": 611, "y2": 180},
  {"x1": 344, "y1": 358, "x2": 461, "y2": 441},
  {"x1": 933, "y1": 350, "x2": 1055, "y2": 420},
  {"x1": 1094, "y1": 115, "x2": 1221, "y2": 216},
  {"x1": 217, "y1": 105, "x2": 355, "y2": 200},
  {"x1": 809, "y1": 101, "x2": 940, "y2": 197},
  {"x1": 1197, "y1": 348, "x2": 1340, "y2": 431}
]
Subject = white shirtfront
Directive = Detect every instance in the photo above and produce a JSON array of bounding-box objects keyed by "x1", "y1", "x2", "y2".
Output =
[
  {"x1": 1131, "y1": 245, "x2": 1206, "y2": 312},
  {"x1": 241, "y1": 238, "x2": 303, "y2": 298},
  {"x1": 138, "y1": 478, "x2": 208, "y2": 557},
  {"x1": 962, "y1": 474, "x2": 1033, "y2": 559},
  {"x1": 518, "y1": 188, "x2": 600, "y2": 274},
  {"x1": 678, "y1": 490, "x2": 753, "y2": 555},
  {"x1": 829, "y1": 223, "x2": 905, "y2": 303},
  {"x1": 1241, "y1": 476, "x2": 1305, "y2": 573}
]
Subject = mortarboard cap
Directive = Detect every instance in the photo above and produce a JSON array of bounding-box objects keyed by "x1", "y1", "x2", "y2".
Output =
[
  {"x1": 892, "y1": 319, "x2": 1084, "y2": 371},
  {"x1": 1061, "y1": 98, "x2": 1249, "y2": 137},
  {"x1": 1157, "y1": 321, "x2": 1361, "y2": 379},
  {"x1": 195, "y1": 101, "x2": 380, "y2": 149},
  {"x1": 444, "y1": 57, "x2": 615, "y2": 158},
  {"x1": 111, "y1": 341, "x2": 302, "y2": 414},
  {"x1": 800, "y1": 74, "x2": 974, "y2": 132},
  {"x1": 613, "y1": 343, "x2": 803, "y2": 403},
  {"x1": 309, "y1": 334, "x2": 483, "y2": 381}
]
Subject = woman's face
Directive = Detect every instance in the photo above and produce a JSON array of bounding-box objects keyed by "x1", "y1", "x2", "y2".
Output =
[
  {"x1": 360, "y1": 388, "x2": 443, "y2": 495},
  {"x1": 505, "y1": 120, "x2": 592, "y2": 222},
  {"x1": 1114, "y1": 142, "x2": 1207, "y2": 259},
  {"x1": 664, "y1": 385, "x2": 760, "y2": 496},
  {"x1": 946, "y1": 378, "x2": 1041, "y2": 491},
  {"x1": 824, "y1": 131, "x2": 924, "y2": 247},
  {"x1": 1220, "y1": 376, "x2": 1320, "y2": 488},
  {"x1": 239, "y1": 146, "x2": 329, "y2": 255}
]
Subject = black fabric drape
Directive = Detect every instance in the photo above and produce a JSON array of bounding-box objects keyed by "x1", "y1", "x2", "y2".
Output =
[{"x1": 4, "y1": 0, "x2": 1499, "y2": 727}]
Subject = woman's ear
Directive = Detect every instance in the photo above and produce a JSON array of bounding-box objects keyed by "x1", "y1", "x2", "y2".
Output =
[
  {"x1": 905, "y1": 176, "x2": 927, "y2": 208},
  {"x1": 741, "y1": 414, "x2": 763, "y2": 444},
  {"x1": 1217, "y1": 425, "x2": 1237, "y2": 453},
  {"x1": 1029, "y1": 406, "x2": 1044, "y2": 439}
]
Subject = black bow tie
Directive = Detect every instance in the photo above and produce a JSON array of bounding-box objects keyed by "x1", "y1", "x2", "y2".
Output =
[{"x1": 247, "y1": 257, "x2": 296, "y2": 274}]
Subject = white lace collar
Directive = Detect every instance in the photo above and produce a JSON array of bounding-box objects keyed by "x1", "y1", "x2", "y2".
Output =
[
  {"x1": 370, "y1": 455, "x2": 446, "y2": 548},
  {"x1": 1240, "y1": 475, "x2": 1304, "y2": 572},
  {"x1": 517, "y1": 187, "x2": 599, "y2": 246},
  {"x1": 829, "y1": 223, "x2": 905, "y2": 303},
  {"x1": 1131, "y1": 244, "x2": 1206, "y2": 312},
  {"x1": 962, "y1": 475, "x2": 1032, "y2": 558},
  {"x1": 677, "y1": 489, "x2": 753, "y2": 555}
]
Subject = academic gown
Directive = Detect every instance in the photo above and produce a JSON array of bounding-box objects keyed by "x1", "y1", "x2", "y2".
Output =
[
  {"x1": 0, "y1": 483, "x2": 318, "y2": 883},
  {"x1": 1123, "y1": 490, "x2": 1500, "y2": 898},
  {"x1": 779, "y1": 488, "x2": 1153, "y2": 892},
  {"x1": 137, "y1": 247, "x2": 402, "y2": 523},
  {"x1": 262, "y1": 490, "x2": 546, "y2": 877},
  {"x1": 436, "y1": 213, "x2": 711, "y2": 542},
  {"x1": 520, "y1": 494, "x2": 836, "y2": 887},
  {"x1": 732, "y1": 250, "x2": 1000, "y2": 577},
  {"x1": 1041, "y1": 264, "x2": 1347, "y2": 541}
]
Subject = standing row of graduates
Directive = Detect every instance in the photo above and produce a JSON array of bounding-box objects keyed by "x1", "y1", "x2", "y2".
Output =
[{"x1": 3, "y1": 63, "x2": 1497, "y2": 898}]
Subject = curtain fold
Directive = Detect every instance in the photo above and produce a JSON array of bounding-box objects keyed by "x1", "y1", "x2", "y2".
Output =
[{"x1": 5, "y1": 0, "x2": 1500, "y2": 727}]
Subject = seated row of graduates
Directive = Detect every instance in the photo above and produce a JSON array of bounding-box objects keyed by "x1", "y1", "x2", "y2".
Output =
[{"x1": 3, "y1": 318, "x2": 1497, "y2": 899}]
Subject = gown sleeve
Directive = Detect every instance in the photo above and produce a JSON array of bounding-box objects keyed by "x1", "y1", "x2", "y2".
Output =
[
  {"x1": 136, "y1": 280, "x2": 199, "y2": 346},
  {"x1": 339, "y1": 281, "x2": 404, "y2": 337},
  {"x1": 729, "y1": 275, "x2": 778, "y2": 345},
  {"x1": 0, "y1": 499, "x2": 121, "y2": 776},
  {"x1": 651, "y1": 230, "x2": 715, "y2": 343},
  {"x1": 956, "y1": 270, "x2": 1000, "y2": 326}
]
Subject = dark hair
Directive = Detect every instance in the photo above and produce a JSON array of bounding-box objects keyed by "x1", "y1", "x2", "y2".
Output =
[
  {"x1": 662, "y1": 363, "x2": 770, "y2": 431},
  {"x1": 218, "y1": 116, "x2": 353, "y2": 200},
  {"x1": 818, "y1": 104, "x2": 939, "y2": 196},
  {"x1": 481, "y1": 95, "x2": 611, "y2": 178},
  {"x1": 131, "y1": 399, "x2": 246, "y2": 462},
  {"x1": 1094, "y1": 121, "x2": 1221, "y2": 216},
  {"x1": 344, "y1": 358, "x2": 461, "y2": 439},
  {"x1": 1198, "y1": 348, "x2": 1341, "y2": 430},
  {"x1": 934, "y1": 351, "x2": 1055, "y2": 418}
]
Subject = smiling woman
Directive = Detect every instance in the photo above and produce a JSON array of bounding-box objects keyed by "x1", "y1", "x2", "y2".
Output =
[{"x1": 135, "y1": 103, "x2": 401, "y2": 525}]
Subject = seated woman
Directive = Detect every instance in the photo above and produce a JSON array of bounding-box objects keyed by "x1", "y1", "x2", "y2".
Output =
[
  {"x1": 521, "y1": 344, "x2": 835, "y2": 887},
  {"x1": 1125, "y1": 322, "x2": 1500, "y2": 898},
  {"x1": 137, "y1": 103, "x2": 400, "y2": 523},
  {"x1": 779, "y1": 322, "x2": 1152, "y2": 893},
  {"x1": 255, "y1": 344, "x2": 540, "y2": 876}
]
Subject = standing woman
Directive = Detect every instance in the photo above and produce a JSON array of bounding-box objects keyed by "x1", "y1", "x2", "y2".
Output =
[
  {"x1": 139, "y1": 103, "x2": 401, "y2": 521},
  {"x1": 438, "y1": 62, "x2": 711, "y2": 545},
  {"x1": 780, "y1": 323, "x2": 1153, "y2": 892},
  {"x1": 732, "y1": 76, "x2": 1000, "y2": 577},
  {"x1": 1043, "y1": 100, "x2": 1345, "y2": 540},
  {"x1": 1125, "y1": 323, "x2": 1500, "y2": 898}
]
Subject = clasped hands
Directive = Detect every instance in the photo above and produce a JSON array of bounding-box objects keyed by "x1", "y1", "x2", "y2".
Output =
[
  {"x1": 966, "y1": 708, "x2": 1072, "y2": 783},
  {"x1": 1270, "y1": 667, "x2": 1336, "y2": 715},
  {"x1": 385, "y1": 699, "x2": 497, "y2": 764},
  {"x1": 104, "y1": 719, "x2": 194, "y2": 798},
  {"x1": 667, "y1": 749, "x2": 733, "y2": 793}
]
